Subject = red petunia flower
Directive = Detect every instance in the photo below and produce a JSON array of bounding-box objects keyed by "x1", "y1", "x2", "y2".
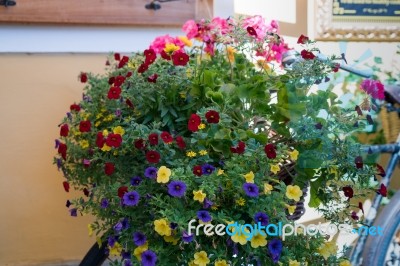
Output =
[
  {"x1": 205, "y1": 110, "x2": 220, "y2": 124},
  {"x1": 231, "y1": 141, "x2": 246, "y2": 154},
  {"x1": 70, "y1": 104, "x2": 81, "y2": 112},
  {"x1": 63, "y1": 181, "x2": 70, "y2": 192},
  {"x1": 146, "y1": 150, "x2": 160, "y2": 164},
  {"x1": 351, "y1": 211, "x2": 359, "y2": 220},
  {"x1": 126, "y1": 99, "x2": 134, "y2": 109},
  {"x1": 377, "y1": 183, "x2": 387, "y2": 197},
  {"x1": 134, "y1": 139, "x2": 145, "y2": 150},
  {"x1": 104, "y1": 162, "x2": 115, "y2": 176},
  {"x1": 332, "y1": 63, "x2": 340, "y2": 73},
  {"x1": 108, "y1": 86, "x2": 122, "y2": 100},
  {"x1": 147, "y1": 73, "x2": 158, "y2": 83},
  {"x1": 376, "y1": 164, "x2": 386, "y2": 177},
  {"x1": 193, "y1": 165, "x2": 203, "y2": 176},
  {"x1": 118, "y1": 56, "x2": 129, "y2": 68},
  {"x1": 355, "y1": 156, "x2": 363, "y2": 169},
  {"x1": 83, "y1": 188, "x2": 90, "y2": 197},
  {"x1": 161, "y1": 131, "x2": 173, "y2": 144},
  {"x1": 297, "y1": 34, "x2": 309, "y2": 44},
  {"x1": 264, "y1": 143, "x2": 276, "y2": 159},
  {"x1": 246, "y1": 26, "x2": 257, "y2": 37},
  {"x1": 176, "y1": 136, "x2": 186, "y2": 149},
  {"x1": 79, "y1": 120, "x2": 91, "y2": 133},
  {"x1": 108, "y1": 77, "x2": 115, "y2": 85},
  {"x1": 96, "y1": 132, "x2": 105, "y2": 148},
  {"x1": 300, "y1": 49, "x2": 316, "y2": 60},
  {"x1": 60, "y1": 124, "x2": 69, "y2": 137},
  {"x1": 114, "y1": 53, "x2": 121, "y2": 61},
  {"x1": 161, "y1": 50, "x2": 171, "y2": 61},
  {"x1": 138, "y1": 63, "x2": 149, "y2": 74},
  {"x1": 118, "y1": 186, "x2": 128, "y2": 198},
  {"x1": 360, "y1": 79, "x2": 385, "y2": 100},
  {"x1": 126, "y1": 71, "x2": 133, "y2": 78},
  {"x1": 144, "y1": 48, "x2": 157, "y2": 65},
  {"x1": 106, "y1": 133, "x2": 122, "y2": 148},
  {"x1": 342, "y1": 186, "x2": 354, "y2": 199},
  {"x1": 172, "y1": 51, "x2": 189, "y2": 66},
  {"x1": 80, "y1": 72, "x2": 88, "y2": 83},
  {"x1": 148, "y1": 133, "x2": 159, "y2": 146},
  {"x1": 188, "y1": 114, "x2": 201, "y2": 132},
  {"x1": 58, "y1": 143, "x2": 67, "y2": 160},
  {"x1": 114, "y1": 75, "x2": 126, "y2": 87},
  {"x1": 359, "y1": 202, "x2": 364, "y2": 214}
]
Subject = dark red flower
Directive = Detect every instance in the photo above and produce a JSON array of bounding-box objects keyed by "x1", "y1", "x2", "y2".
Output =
[
  {"x1": 114, "y1": 75, "x2": 126, "y2": 86},
  {"x1": 70, "y1": 104, "x2": 81, "y2": 112},
  {"x1": 146, "y1": 150, "x2": 160, "y2": 164},
  {"x1": 148, "y1": 133, "x2": 159, "y2": 146},
  {"x1": 138, "y1": 63, "x2": 149, "y2": 74},
  {"x1": 205, "y1": 110, "x2": 220, "y2": 124},
  {"x1": 176, "y1": 136, "x2": 186, "y2": 149},
  {"x1": 332, "y1": 63, "x2": 340, "y2": 72},
  {"x1": 297, "y1": 34, "x2": 309, "y2": 44},
  {"x1": 63, "y1": 181, "x2": 70, "y2": 192},
  {"x1": 106, "y1": 133, "x2": 122, "y2": 148},
  {"x1": 118, "y1": 186, "x2": 128, "y2": 198},
  {"x1": 355, "y1": 105, "x2": 363, "y2": 116},
  {"x1": 83, "y1": 188, "x2": 90, "y2": 197},
  {"x1": 359, "y1": 202, "x2": 364, "y2": 214},
  {"x1": 355, "y1": 156, "x2": 363, "y2": 169},
  {"x1": 118, "y1": 56, "x2": 129, "y2": 68},
  {"x1": 351, "y1": 211, "x2": 359, "y2": 220},
  {"x1": 108, "y1": 77, "x2": 115, "y2": 85},
  {"x1": 161, "y1": 131, "x2": 173, "y2": 144},
  {"x1": 161, "y1": 50, "x2": 171, "y2": 61},
  {"x1": 58, "y1": 143, "x2": 67, "y2": 160},
  {"x1": 60, "y1": 124, "x2": 69, "y2": 137},
  {"x1": 105, "y1": 60, "x2": 110, "y2": 66},
  {"x1": 376, "y1": 164, "x2": 386, "y2": 177},
  {"x1": 188, "y1": 114, "x2": 201, "y2": 132},
  {"x1": 96, "y1": 132, "x2": 105, "y2": 148},
  {"x1": 79, "y1": 120, "x2": 91, "y2": 133},
  {"x1": 193, "y1": 165, "x2": 203, "y2": 176},
  {"x1": 264, "y1": 144, "x2": 276, "y2": 159},
  {"x1": 108, "y1": 86, "x2": 122, "y2": 100},
  {"x1": 134, "y1": 139, "x2": 145, "y2": 150},
  {"x1": 231, "y1": 141, "x2": 246, "y2": 154},
  {"x1": 144, "y1": 48, "x2": 157, "y2": 65},
  {"x1": 114, "y1": 53, "x2": 121, "y2": 61},
  {"x1": 104, "y1": 162, "x2": 115, "y2": 176},
  {"x1": 315, "y1": 122, "x2": 323, "y2": 130},
  {"x1": 172, "y1": 51, "x2": 189, "y2": 66},
  {"x1": 80, "y1": 72, "x2": 88, "y2": 83},
  {"x1": 300, "y1": 49, "x2": 316, "y2": 60},
  {"x1": 147, "y1": 73, "x2": 158, "y2": 83},
  {"x1": 126, "y1": 71, "x2": 133, "y2": 78},
  {"x1": 246, "y1": 26, "x2": 257, "y2": 37},
  {"x1": 342, "y1": 186, "x2": 354, "y2": 199},
  {"x1": 377, "y1": 183, "x2": 387, "y2": 197},
  {"x1": 126, "y1": 99, "x2": 134, "y2": 109}
]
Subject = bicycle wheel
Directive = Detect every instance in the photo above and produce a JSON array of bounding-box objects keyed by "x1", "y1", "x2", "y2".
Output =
[
  {"x1": 79, "y1": 239, "x2": 108, "y2": 266},
  {"x1": 362, "y1": 190, "x2": 400, "y2": 266}
]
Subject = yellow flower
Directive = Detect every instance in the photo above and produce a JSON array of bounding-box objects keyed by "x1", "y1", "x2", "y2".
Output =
[
  {"x1": 318, "y1": 241, "x2": 338, "y2": 260},
  {"x1": 226, "y1": 46, "x2": 236, "y2": 63},
  {"x1": 188, "y1": 260, "x2": 197, "y2": 266},
  {"x1": 163, "y1": 235, "x2": 179, "y2": 245},
  {"x1": 256, "y1": 59, "x2": 271, "y2": 71},
  {"x1": 211, "y1": 205, "x2": 218, "y2": 210},
  {"x1": 186, "y1": 151, "x2": 197, "y2": 157},
  {"x1": 157, "y1": 166, "x2": 171, "y2": 183},
  {"x1": 235, "y1": 197, "x2": 246, "y2": 206},
  {"x1": 104, "y1": 114, "x2": 114, "y2": 122},
  {"x1": 339, "y1": 260, "x2": 352, "y2": 266},
  {"x1": 154, "y1": 218, "x2": 172, "y2": 236},
  {"x1": 180, "y1": 91, "x2": 187, "y2": 99},
  {"x1": 108, "y1": 242, "x2": 122, "y2": 256},
  {"x1": 101, "y1": 144, "x2": 112, "y2": 152},
  {"x1": 289, "y1": 260, "x2": 300, "y2": 266},
  {"x1": 286, "y1": 185, "x2": 303, "y2": 201},
  {"x1": 250, "y1": 233, "x2": 267, "y2": 248},
  {"x1": 113, "y1": 126, "x2": 125, "y2": 135},
  {"x1": 96, "y1": 113, "x2": 103, "y2": 119},
  {"x1": 87, "y1": 224, "x2": 94, "y2": 237},
  {"x1": 193, "y1": 190, "x2": 206, "y2": 203},
  {"x1": 285, "y1": 204, "x2": 297, "y2": 215},
  {"x1": 270, "y1": 164, "x2": 281, "y2": 174},
  {"x1": 164, "y1": 43, "x2": 180, "y2": 54},
  {"x1": 198, "y1": 123, "x2": 206, "y2": 130},
  {"x1": 95, "y1": 121, "x2": 101, "y2": 127},
  {"x1": 214, "y1": 259, "x2": 229, "y2": 266},
  {"x1": 231, "y1": 229, "x2": 248, "y2": 245},
  {"x1": 102, "y1": 129, "x2": 109, "y2": 136},
  {"x1": 199, "y1": 150, "x2": 208, "y2": 156},
  {"x1": 178, "y1": 36, "x2": 193, "y2": 47},
  {"x1": 194, "y1": 251, "x2": 210, "y2": 266},
  {"x1": 79, "y1": 140, "x2": 89, "y2": 149},
  {"x1": 243, "y1": 171, "x2": 255, "y2": 183},
  {"x1": 96, "y1": 237, "x2": 102, "y2": 247},
  {"x1": 264, "y1": 183, "x2": 273, "y2": 194},
  {"x1": 133, "y1": 242, "x2": 148, "y2": 261},
  {"x1": 289, "y1": 149, "x2": 299, "y2": 161},
  {"x1": 217, "y1": 169, "x2": 224, "y2": 176},
  {"x1": 72, "y1": 129, "x2": 81, "y2": 136}
]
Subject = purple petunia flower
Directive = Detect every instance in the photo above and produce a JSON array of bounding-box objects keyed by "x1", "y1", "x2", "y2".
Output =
[
  {"x1": 133, "y1": 232, "x2": 147, "y2": 246},
  {"x1": 66, "y1": 112, "x2": 72, "y2": 121},
  {"x1": 55, "y1": 139, "x2": 60, "y2": 149},
  {"x1": 123, "y1": 191, "x2": 140, "y2": 206},
  {"x1": 254, "y1": 212, "x2": 269, "y2": 226},
  {"x1": 130, "y1": 176, "x2": 142, "y2": 186},
  {"x1": 141, "y1": 250, "x2": 157, "y2": 266},
  {"x1": 182, "y1": 231, "x2": 194, "y2": 243},
  {"x1": 144, "y1": 167, "x2": 157, "y2": 179},
  {"x1": 203, "y1": 198, "x2": 213, "y2": 209},
  {"x1": 115, "y1": 109, "x2": 122, "y2": 117},
  {"x1": 121, "y1": 218, "x2": 129, "y2": 229},
  {"x1": 197, "y1": 210, "x2": 212, "y2": 223},
  {"x1": 243, "y1": 183, "x2": 259, "y2": 197},
  {"x1": 268, "y1": 238, "x2": 283, "y2": 263},
  {"x1": 201, "y1": 164, "x2": 215, "y2": 175},
  {"x1": 114, "y1": 222, "x2": 123, "y2": 232},
  {"x1": 108, "y1": 235, "x2": 117, "y2": 247},
  {"x1": 69, "y1": 208, "x2": 77, "y2": 217},
  {"x1": 167, "y1": 180, "x2": 187, "y2": 197},
  {"x1": 83, "y1": 159, "x2": 91, "y2": 168},
  {"x1": 56, "y1": 158, "x2": 62, "y2": 170},
  {"x1": 124, "y1": 260, "x2": 132, "y2": 266},
  {"x1": 101, "y1": 198, "x2": 109, "y2": 208}
]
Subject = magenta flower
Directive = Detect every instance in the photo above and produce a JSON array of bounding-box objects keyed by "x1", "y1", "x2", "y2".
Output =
[{"x1": 360, "y1": 79, "x2": 385, "y2": 100}]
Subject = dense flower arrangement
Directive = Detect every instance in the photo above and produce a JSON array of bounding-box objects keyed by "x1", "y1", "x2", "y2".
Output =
[{"x1": 54, "y1": 16, "x2": 385, "y2": 265}]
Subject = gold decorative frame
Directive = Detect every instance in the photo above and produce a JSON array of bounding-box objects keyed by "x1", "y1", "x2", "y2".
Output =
[{"x1": 315, "y1": 0, "x2": 400, "y2": 42}]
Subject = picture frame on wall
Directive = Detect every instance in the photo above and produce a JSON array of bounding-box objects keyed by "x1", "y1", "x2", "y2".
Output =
[{"x1": 315, "y1": 0, "x2": 400, "y2": 42}]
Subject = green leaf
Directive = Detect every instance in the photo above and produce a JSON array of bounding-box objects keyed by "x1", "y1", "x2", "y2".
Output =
[
  {"x1": 214, "y1": 128, "x2": 231, "y2": 140},
  {"x1": 309, "y1": 181, "x2": 322, "y2": 208},
  {"x1": 374, "y1": 57, "x2": 382, "y2": 64}
]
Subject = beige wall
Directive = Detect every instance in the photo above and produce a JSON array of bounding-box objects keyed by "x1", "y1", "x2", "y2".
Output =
[{"x1": 0, "y1": 54, "x2": 107, "y2": 265}]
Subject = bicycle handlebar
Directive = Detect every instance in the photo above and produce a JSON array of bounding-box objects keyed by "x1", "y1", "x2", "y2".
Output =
[{"x1": 362, "y1": 143, "x2": 400, "y2": 154}]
